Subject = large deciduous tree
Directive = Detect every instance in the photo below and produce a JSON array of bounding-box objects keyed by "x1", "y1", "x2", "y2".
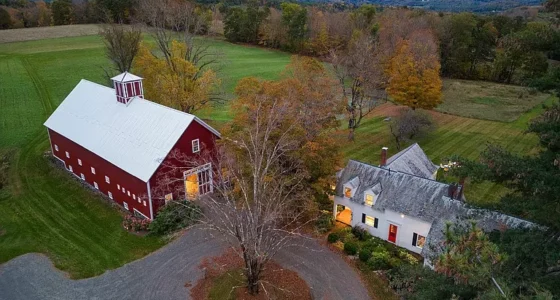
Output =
[
  {"x1": 388, "y1": 108, "x2": 435, "y2": 150},
  {"x1": 386, "y1": 39, "x2": 442, "y2": 110},
  {"x1": 100, "y1": 23, "x2": 142, "y2": 75},
  {"x1": 51, "y1": 0, "x2": 73, "y2": 25},
  {"x1": 331, "y1": 32, "x2": 385, "y2": 140},
  {"x1": 133, "y1": 41, "x2": 219, "y2": 114}
]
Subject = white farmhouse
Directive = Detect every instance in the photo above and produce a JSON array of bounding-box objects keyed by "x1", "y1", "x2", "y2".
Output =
[{"x1": 333, "y1": 143, "x2": 537, "y2": 260}]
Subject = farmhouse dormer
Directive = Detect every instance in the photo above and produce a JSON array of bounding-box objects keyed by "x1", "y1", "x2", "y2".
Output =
[
  {"x1": 343, "y1": 176, "x2": 360, "y2": 198},
  {"x1": 111, "y1": 72, "x2": 143, "y2": 105}
]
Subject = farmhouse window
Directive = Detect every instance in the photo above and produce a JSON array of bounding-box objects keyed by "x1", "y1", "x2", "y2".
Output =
[
  {"x1": 123, "y1": 202, "x2": 129, "y2": 210},
  {"x1": 54, "y1": 144, "x2": 59, "y2": 151},
  {"x1": 66, "y1": 151, "x2": 70, "y2": 158},
  {"x1": 165, "y1": 193, "x2": 173, "y2": 204},
  {"x1": 365, "y1": 194, "x2": 374, "y2": 206},
  {"x1": 362, "y1": 214, "x2": 378, "y2": 228},
  {"x1": 108, "y1": 192, "x2": 113, "y2": 199},
  {"x1": 78, "y1": 159, "x2": 82, "y2": 166},
  {"x1": 412, "y1": 233, "x2": 426, "y2": 249},
  {"x1": 94, "y1": 182, "x2": 98, "y2": 189},
  {"x1": 105, "y1": 176, "x2": 110, "y2": 184},
  {"x1": 192, "y1": 139, "x2": 200, "y2": 153},
  {"x1": 91, "y1": 167, "x2": 96, "y2": 174},
  {"x1": 344, "y1": 187, "x2": 352, "y2": 198},
  {"x1": 80, "y1": 173, "x2": 85, "y2": 180}
]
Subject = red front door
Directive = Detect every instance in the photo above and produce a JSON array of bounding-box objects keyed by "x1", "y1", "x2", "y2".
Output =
[{"x1": 388, "y1": 224, "x2": 398, "y2": 243}]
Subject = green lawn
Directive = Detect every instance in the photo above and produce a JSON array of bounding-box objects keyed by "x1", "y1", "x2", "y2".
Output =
[{"x1": 0, "y1": 30, "x2": 555, "y2": 278}]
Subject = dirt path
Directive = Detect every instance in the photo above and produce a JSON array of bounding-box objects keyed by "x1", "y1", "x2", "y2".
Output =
[{"x1": 0, "y1": 228, "x2": 370, "y2": 300}]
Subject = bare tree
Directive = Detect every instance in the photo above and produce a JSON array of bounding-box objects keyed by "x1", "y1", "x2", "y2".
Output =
[
  {"x1": 330, "y1": 33, "x2": 386, "y2": 140},
  {"x1": 388, "y1": 108, "x2": 435, "y2": 150},
  {"x1": 99, "y1": 23, "x2": 142, "y2": 78}
]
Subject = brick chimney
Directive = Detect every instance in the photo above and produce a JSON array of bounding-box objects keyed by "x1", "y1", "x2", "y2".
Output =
[
  {"x1": 380, "y1": 147, "x2": 388, "y2": 167},
  {"x1": 448, "y1": 183, "x2": 458, "y2": 199},
  {"x1": 111, "y1": 72, "x2": 144, "y2": 106}
]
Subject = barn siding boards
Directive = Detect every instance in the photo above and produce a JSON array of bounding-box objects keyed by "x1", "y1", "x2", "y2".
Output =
[{"x1": 48, "y1": 128, "x2": 152, "y2": 219}]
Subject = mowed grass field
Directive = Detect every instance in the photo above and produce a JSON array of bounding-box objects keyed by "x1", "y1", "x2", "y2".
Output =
[
  {"x1": 0, "y1": 34, "x2": 290, "y2": 278},
  {"x1": 0, "y1": 26, "x2": 555, "y2": 277}
]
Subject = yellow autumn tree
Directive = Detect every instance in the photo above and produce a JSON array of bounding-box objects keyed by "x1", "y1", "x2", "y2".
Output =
[
  {"x1": 133, "y1": 40, "x2": 219, "y2": 113},
  {"x1": 386, "y1": 40, "x2": 442, "y2": 110}
]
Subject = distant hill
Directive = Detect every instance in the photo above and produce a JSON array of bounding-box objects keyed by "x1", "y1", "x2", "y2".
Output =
[{"x1": 301, "y1": 0, "x2": 545, "y2": 13}]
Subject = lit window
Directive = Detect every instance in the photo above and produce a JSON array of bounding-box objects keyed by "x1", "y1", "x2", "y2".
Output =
[
  {"x1": 66, "y1": 151, "x2": 70, "y2": 158},
  {"x1": 192, "y1": 139, "x2": 200, "y2": 153},
  {"x1": 105, "y1": 176, "x2": 110, "y2": 184},
  {"x1": 365, "y1": 216, "x2": 376, "y2": 227},
  {"x1": 127, "y1": 191, "x2": 130, "y2": 196},
  {"x1": 80, "y1": 173, "x2": 85, "y2": 180},
  {"x1": 78, "y1": 159, "x2": 82, "y2": 166},
  {"x1": 365, "y1": 194, "x2": 374, "y2": 206},
  {"x1": 344, "y1": 187, "x2": 352, "y2": 198},
  {"x1": 123, "y1": 202, "x2": 129, "y2": 210},
  {"x1": 165, "y1": 193, "x2": 173, "y2": 204},
  {"x1": 94, "y1": 182, "x2": 98, "y2": 189},
  {"x1": 413, "y1": 233, "x2": 426, "y2": 249},
  {"x1": 54, "y1": 144, "x2": 59, "y2": 151},
  {"x1": 91, "y1": 167, "x2": 96, "y2": 174},
  {"x1": 108, "y1": 192, "x2": 113, "y2": 199},
  {"x1": 143, "y1": 200, "x2": 146, "y2": 206}
]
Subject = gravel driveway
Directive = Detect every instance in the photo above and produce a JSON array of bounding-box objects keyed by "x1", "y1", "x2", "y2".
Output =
[{"x1": 0, "y1": 228, "x2": 369, "y2": 300}]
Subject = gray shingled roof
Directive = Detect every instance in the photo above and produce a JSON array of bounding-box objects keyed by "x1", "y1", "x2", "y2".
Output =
[
  {"x1": 336, "y1": 160, "x2": 539, "y2": 259},
  {"x1": 385, "y1": 143, "x2": 439, "y2": 179}
]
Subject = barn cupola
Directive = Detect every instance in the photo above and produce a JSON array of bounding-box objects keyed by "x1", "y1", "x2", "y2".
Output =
[{"x1": 111, "y1": 72, "x2": 144, "y2": 105}]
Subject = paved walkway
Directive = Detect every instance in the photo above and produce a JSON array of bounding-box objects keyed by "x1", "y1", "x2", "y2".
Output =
[{"x1": 0, "y1": 228, "x2": 369, "y2": 300}]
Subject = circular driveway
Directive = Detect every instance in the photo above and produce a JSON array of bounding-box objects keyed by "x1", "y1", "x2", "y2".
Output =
[{"x1": 0, "y1": 228, "x2": 369, "y2": 300}]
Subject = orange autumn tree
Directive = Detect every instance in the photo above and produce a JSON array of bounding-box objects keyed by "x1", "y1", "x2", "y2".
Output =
[
  {"x1": 386, "y1": 40, "x2": 442, "y2": 110},
  {"x1": 133, "y1": 40, "x2": 219, "y2": 113}
]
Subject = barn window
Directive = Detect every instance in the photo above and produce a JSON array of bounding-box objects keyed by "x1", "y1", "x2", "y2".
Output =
[
  {"x1": 143, "y1": 201, "x2": 147, "y2": 206},
  {"x1": 94, "y1": 182, "x2": 98, "y2": 189},
  {"x1": 192, "y1": 139, "x2": 200, "y2": 153},
  {"x1": 165, "y1": 193, "x2": 173, "y2": 204},
  {"x1": 54, "y1": 144, "x2": 59, "y2": 151},
  {"x1": 105, "y1": 176, "x2": 110, "y2": 184},
  {"x1": 91, "y1": 167, "x2": 96, "y2": 174},
  {"x1": 78, "y1": 159, "x2": 82, "y2": 166},
  {"x1": 133, "y1": 194, "x2": 136, "y2": 200},
  {"x1": 127, "y1": 191, "x2": 130, "y2": 197},
  {"x1": 108, "y1": 192, "x2": 113, "y2": 199},
  {"x1": 122, "y1": 187, "x2": 125, "y2": 193},
  {"x1": 65, "y1": 151, "x2": 70, "y2": 158},
  {"x1": 80, "y1": 173, "x2": 85, "y2": 180},
  {"x1": 117, "y1": 184, "x2": 120, "y2": 189},
  {"x1": 123, "y1": 202, "x2": 129, "y2": 210},
  {"x1": 68, "y1": 165, "x2": 73, "y2": 172}
]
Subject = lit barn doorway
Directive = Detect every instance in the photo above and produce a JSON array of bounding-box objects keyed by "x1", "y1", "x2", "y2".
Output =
[{"x1": 184, "y1": 163, "x2": 213, "y2": 200}]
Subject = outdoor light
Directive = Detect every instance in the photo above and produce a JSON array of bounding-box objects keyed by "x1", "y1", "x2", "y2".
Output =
[{"x1": 401, "y1": 214, "x2": 405, "y2": 218}]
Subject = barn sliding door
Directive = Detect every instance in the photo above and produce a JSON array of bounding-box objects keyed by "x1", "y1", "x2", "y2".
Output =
[{"x1": 183, "y1": 163, "x2": 213, "y2": 200}]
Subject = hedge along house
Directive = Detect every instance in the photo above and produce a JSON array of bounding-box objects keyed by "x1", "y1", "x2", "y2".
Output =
[
  {"x1": 44, "y1": 72, "x2": 221, "y2": 220},
  {"x1": 333, "y1": 144, "x2": 537, "y2": 262}
]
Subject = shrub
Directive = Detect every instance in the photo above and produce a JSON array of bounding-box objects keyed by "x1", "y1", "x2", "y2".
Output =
[
  {"x1": 398, "y1": 249, "x2": 419, "y2": 265},
  {"x1": 344, "y1": 241, "x2": 359, "y2": 255},
  {"x1": 122, "y1": 215, "x2": 150, "y2": 232},
  {"x1": 327, "y1": 232, "x2": 339, "y2": 243},
  {"x1": 367, "y1": 249, "x2": 391, "y2": 270},
  {"x1": 149, "y1": 200, "x2": 202, "y2": 235},
  {"x1": 315, "y1": 211, "x2": 334, "y2": 234},
  {"x1": 351, "y1": 226, "x2": 371, "y2": 241},
  {"x1": 359, "y1": 248, "x2": 372, "y2": 262}
]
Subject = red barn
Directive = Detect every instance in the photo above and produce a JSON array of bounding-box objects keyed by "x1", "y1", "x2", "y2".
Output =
[{"x1": 44, "y1": 72, "x2": 220, "y2": 220}]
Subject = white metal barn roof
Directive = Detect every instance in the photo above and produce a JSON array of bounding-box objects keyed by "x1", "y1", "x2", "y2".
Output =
[{"x1": 44, "y1": 80, "x2": 220, "y2": 182}]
